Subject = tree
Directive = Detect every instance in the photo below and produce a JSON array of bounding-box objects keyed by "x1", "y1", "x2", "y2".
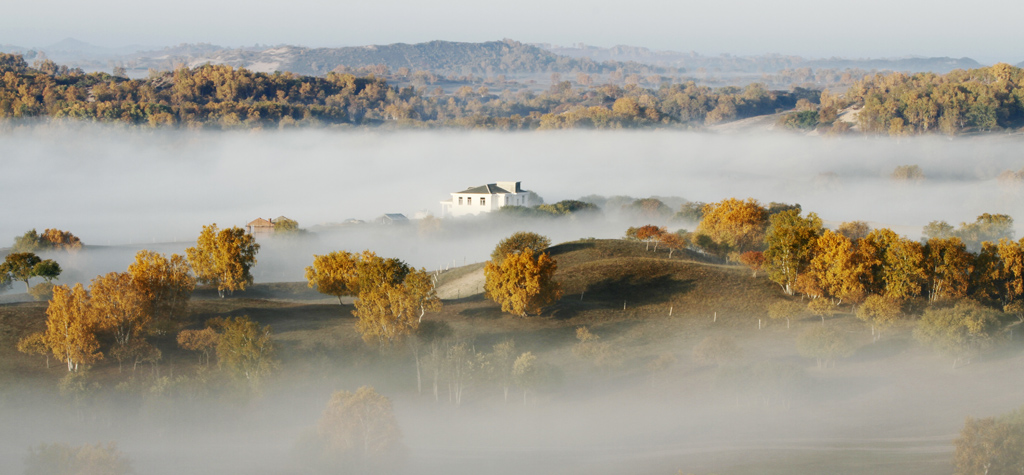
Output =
[
  {"x1": 626, "y1": 224, "x2": 667, "y2": 251},
  {"x1": 17, "y1": 332, "x2": 50, "y2": 368},
  {"x1": 12, "y1": 228, "x2": 82, "y2": 253},
  {"x1": 490, "y1": 339, "x2": 517, "y2": 403},
  {"x1": 914, "y1": 300, "x2": 1002, "y2": 368},
  {"x1": 796, "y1": 326, "x2": 855, "y2": 369},
  {"x1": 997, "y1": 238, "x2": 1024, "y2": 304},
  {"x1": 484, "y1": 248, "x2": 563, "y2": 317},
  {"x1": 660, "y1": 232, "x2": 688, "y2": 258},
  {"x1": 490, "y1": 232, "x2": 551, "y2": 264},
  {"x1": 738, "y1": 251, "x2": 765, "y2": 277},
  {"x1": 1, "y1": 252, "x2": 60, "y2": 291},
  {"x1": 312, "y1": 386, "x2": 404, "y2": 471},
  {"x1": 24, "y1": 442, "x2": 132, "y2": 475},
  {"x1": 695, "y1": 198, "x2": 769, "y2": 256},
  {"x1": 955, "y1": 214, "x2": 1014, "y2": 250},
  {"x1": 954, "y1": 415, "x2": 1024, "y2": 475},
  {"x1": 767, "y1": 300, "x2": 803, "y2": 328},
  {"x1": 856, "y1": 295, "x2": 902, "y2": 340},
  {"x1": 572, "y1": 326, "x2": 619, "y2": 370},
  {"x1": 512, "y1": 351, "x2": 538, "y2": 404},
  {"x1": 216, "y1": 316, "x2": 277, "y2": 392},
  {"x1": 127, "y1": 250, "x2": 194, "y2": 321},
  {"x1": 186, "y1": 224, "x2": 260, "y2": 297},
  {"x1": 88, "y1": 272, "x2": 151, "y2": 372},
  {"x1": 305, "y1": 251, "x2": 361, "y2": 304},
  {"x1": 177, "y1": 328, "x2": 219, "y2": 365},
  {"x1": 858, "y1": 228, "x2": 926, "y2": 300},
  {"x1": 807, "y1": 298, "x2": 838, "y2": 323},
  {"x1": 44, "y1": 284, "x2": 101, "y2": 372},
  {"x1": 273, "y1": 216, "x2": 303, "y2": 234},
  {"x1": 922, "y1": 237, "x2": 973, "y2": 301},
  {"x1": 408, "y1": 320, "x2": 452, "y2": 397},
  {"x1": 891, "y1": 164, "x2": 925, "y2": 182},
  {"x1": 807, "y1": 230, "x2": 865, "y2": 303},
  {"x1": 763, "y1": 210, "x2": 822, "y2": 295},
  {"x1": 353, "y1": 267, "x2": 440, "y2": 347},
  {"x1": 692, "y1": 335, "x2": 741, "y2": 366}
]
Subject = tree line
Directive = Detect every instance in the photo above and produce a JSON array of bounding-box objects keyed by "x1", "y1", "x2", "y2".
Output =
[{"x1": 0, "y1": 53, "x2": 813, "y2": 129}]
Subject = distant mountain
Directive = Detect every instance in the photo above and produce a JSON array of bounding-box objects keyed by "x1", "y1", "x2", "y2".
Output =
[
  {"x1": 540, "y1": 43, "x2": 983, "y2": 74},
  {"x1": 118, "y1": 39, "x2": 674, "y2": 77}
]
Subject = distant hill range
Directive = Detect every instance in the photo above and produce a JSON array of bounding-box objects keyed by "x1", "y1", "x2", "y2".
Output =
[
  {"x1": 539, "y1": 43, "x2": 984, "y2": 74},
  {"x1": 0, "y1": 38, "x2": 998, "y2": 79}
]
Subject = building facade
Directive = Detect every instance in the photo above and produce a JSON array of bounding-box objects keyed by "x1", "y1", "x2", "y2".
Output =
[{"x1": 440, "y1": 181, "x2": 532, "y2": 218}]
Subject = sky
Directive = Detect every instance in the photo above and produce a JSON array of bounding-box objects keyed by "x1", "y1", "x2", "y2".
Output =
[{"x1": 1, "y1": 0, "x2": 1022, "y2": 63}]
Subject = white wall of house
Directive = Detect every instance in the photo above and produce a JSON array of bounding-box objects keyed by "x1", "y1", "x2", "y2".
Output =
[{"x1": 440, "y1": 182, "x2": 530, "y2": 217}]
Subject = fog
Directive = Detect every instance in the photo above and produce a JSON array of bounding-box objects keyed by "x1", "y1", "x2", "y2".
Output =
[
  {"x1": 3, "y1": 123, "x2": 1024, "y2": 281},
  {"x1": 4, "y1": 123, "x2": 1024, "y2": 474}
]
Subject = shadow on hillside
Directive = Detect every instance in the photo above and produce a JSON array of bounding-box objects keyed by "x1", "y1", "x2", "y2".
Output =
[
  {"x1": 546, "y1": 241, "x2": 596, "y2": 257},
  {"x1": 583, "y1": 274, "x2": 695, "y2": 306}
]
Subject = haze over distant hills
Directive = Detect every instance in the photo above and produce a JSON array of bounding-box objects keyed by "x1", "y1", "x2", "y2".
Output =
[{"x1": 0, "y1": 38, "x2": 999, "y2": 81}]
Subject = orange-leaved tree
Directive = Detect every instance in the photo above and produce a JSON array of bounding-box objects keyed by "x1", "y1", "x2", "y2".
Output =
[
  {"x1": 44, "y1": 283, "x2": 101, "y2": 372},
  {"x1": 695, "y1": 198, "x2": 769, "y2": 257},
  {"x1": 484, "y1": 247, "x2": 562, "y2": 317},
  {"x1": 127, "y1": 250, "x2": 195, "y2": 321},
  {"x1": 305, "y1": 251, "x2": 361, "y2": 305},
  {"x1": 186, "y1": 224, "x2": 259, "y2": 298}
]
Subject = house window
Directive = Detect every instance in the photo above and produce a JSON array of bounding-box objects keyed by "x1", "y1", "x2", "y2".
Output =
[
  {"x1": 481, "y1": 197, "x2": 486, "y2": 206},
  {"x1": 458, "y1": 197, "x2": 463, "y2": 205},
  {"x1": 504, "y1": 196, "x2": 509, "y2": 205},
  {"x1": 467, "y1": 197, "x2": 472, "y2": 205}
]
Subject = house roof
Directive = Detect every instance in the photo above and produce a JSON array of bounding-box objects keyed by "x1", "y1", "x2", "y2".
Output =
[
  {"x1": 384, "y1": 213, "x2": 408, "y2": 220},
  {"x1": 247, "y1": 218, "x2": 273, "y2": 227},
  {"x1": 456, "y1": 184, "x2": 512, "y2": 194}
]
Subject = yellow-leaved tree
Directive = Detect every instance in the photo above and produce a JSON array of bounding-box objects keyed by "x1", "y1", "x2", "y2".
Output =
[
  {"x1": 308, "y1": 386, "x2": 404, "y2": 472},
  {"x1": 89, "y1": 272, "x2": 153, "y2": 372},
  {"x1": 44, "y1": 283, "x2": 101, "y2": 372},
  {"x1": 806, "y1": 230, "x2": 866, "y2": 304},
  {"x1": 127, "y1": 250, "x2": 195, "y2": 321},
  {"x1": 695, "y1": 198, "x2": 769, "y2": 257},
  {"x1": 484, "y1": 247, "x2": 562, "y2": 317},
  {"x1": 353, "y1": 263, "x2": 440, "y2": 347},
  {"x1": 305, "y1": 251, "x2": 361, "y2": 305},
  {"x1": 186, "y1": 224, "x2": 259, "y2": 298}
]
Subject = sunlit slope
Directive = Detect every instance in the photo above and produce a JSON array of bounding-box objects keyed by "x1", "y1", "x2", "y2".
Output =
[{"x1": 448, "y1": 239, "x2": 788, "y2": 322}]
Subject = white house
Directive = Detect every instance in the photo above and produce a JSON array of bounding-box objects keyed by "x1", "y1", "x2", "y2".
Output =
[{"x1": 440, "y1": 181, "x2": 533, "y2": 217}]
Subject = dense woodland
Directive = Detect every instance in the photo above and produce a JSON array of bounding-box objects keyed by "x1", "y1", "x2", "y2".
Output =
[{"x1": 7, "y1": 51, "x2": 1024, "y2": 135}]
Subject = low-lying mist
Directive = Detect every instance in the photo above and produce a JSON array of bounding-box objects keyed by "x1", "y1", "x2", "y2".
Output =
[{"x1": 5, "y1": 122, "x2": 1024, "y2": 474}]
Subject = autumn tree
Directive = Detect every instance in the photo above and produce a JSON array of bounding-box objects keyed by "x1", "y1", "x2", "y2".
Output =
[
  {"x1": 767, "y1": 300, "x2": 803, "y2": 329},
  {"x1": 216, "y1": 315, "x2": 277, "y2": 393},
  {"x1": 17, "y1": 332, "x2": 50, "y2": 368},
  {"x1": 738, "y1": 251, "x2": 765, "y2": 277},
  {"x1": 88, "y1": 271, "x2": 151, "y2": 372},
  {"x1": 997, "y1": 238, "x2": 1024, "y2": 305},
  {"x1": 914, "y1": 300, "x2": 1002, "y2": 368},
  {"x1": 858, "y1": 228, "x2": 926, "y2": 300},
  {"x1": 512, "y1": 351, "x2": 539, "y2": 404},
  {"x1": 127, "y1": 250, "x2": 194, "y2": 321},
  {"x1": 796, "y1": 326, "x2": 855, "y2": 369},
  {"x1": 353, "y1": 266, "x2": 440, "y2": 347},
  {"x1": 24, "y1": 442, "x2": 132, "y2": 475},
  {"x1": 837, "y1": 221, "x2": 870, "y2": 241},
  {"x1": 484, "y1": 247, "x2": 563, "y2": 317},
  {"x1": 954, "y1": 411, "x2": 1024, "y2": 475},
  {"x1": 490, "y1": 231, "x2": 551, "y2": 263},
  {"x1": 12, "y1": 228, "x2": 82, "y2": 253},
  {"x1": 660, "y1": 232, "x2": 688, "y2": 258},
  {"x1": 695, "y1": 198, "x2": 769, "y2": 256},
  {"x1": 44, "y1": 284, "x2": 101, "y2": 372},
  {"x1": 309, "y1": 386, "x2": 404, "y2": 472},
  {"x1": 305, "y1": 251, "x2": 361, "y2": 304},
  {"x1": 922, "y1": 237, "x2": 973, "y2": 301},
  {"x1": 806, "y1": 230, "x2": 865, "y2": 303},
  {"x1": 177, "y1": 328, "x2": 219, "y2": 365},
  {"x1": 572, "y1": 326, "x2": 619, "y2": 370},
  {"x1": 186, "y1": 224, "x2": 260, "y2": 297},
  {"x1": 956, "y1": 214, "x2": 1014, "y2": 250},
  {"x1": 856, "y1": 295, "x2": 903, "y2": 340},
  {"x1": 490, "y1": 339, "x2": 517, "y2": 403},
  {"x1": 763, "y1": 209, "x2": 822, "y2": 295}
]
